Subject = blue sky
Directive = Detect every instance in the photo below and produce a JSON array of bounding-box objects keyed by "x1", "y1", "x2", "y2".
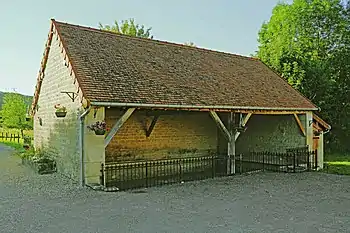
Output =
[{"x1": 0, "y1": 0, "x2": 291, "y2": 96}]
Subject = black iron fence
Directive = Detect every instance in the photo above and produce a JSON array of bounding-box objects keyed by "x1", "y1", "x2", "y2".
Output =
[
  {"x1": 101, "y1": 150, "x2": 317, "y2": 191},
  {"x1": 237, "y1": 150, "x2": 317, "y2": 174},
  {"x1": 101, "y1": 156, "x2": 228, "y2": 190}
]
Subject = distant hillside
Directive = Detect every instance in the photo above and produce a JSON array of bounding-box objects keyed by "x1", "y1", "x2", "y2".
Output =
[{"x1": 0, "y1": 91, "x2": 33, "y2": 110}]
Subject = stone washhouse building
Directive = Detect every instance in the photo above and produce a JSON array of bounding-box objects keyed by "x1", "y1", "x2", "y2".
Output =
[{"x1": 30, "y1": 19, "x2": 331, "y2": 186}]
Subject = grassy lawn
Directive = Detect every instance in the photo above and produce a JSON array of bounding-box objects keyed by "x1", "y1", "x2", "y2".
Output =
[
  {"x1": 324, "y1": 153, "x2": 350, "y2": 175},
  {"x1": 0, "y1": 141, "x2": 25, "y2": 151}
]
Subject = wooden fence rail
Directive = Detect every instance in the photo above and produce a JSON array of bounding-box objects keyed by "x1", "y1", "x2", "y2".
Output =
[{"x1": 0, "y1": 132, "x2": 21, "y2": 143}]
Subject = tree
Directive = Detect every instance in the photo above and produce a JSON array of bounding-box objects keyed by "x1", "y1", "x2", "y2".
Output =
[
  {"x1": 257, "y1": 0, "x2": 350, "y2": 152},
  {"x1": 0, "y1": 92, "x2": 32, "y2": 136},
  {"x1": 99, "y1": 18, "x2": 153, "y2": 39},
  {"x1": 184, "y1": 42, "x2": 196, "y2": 47}
]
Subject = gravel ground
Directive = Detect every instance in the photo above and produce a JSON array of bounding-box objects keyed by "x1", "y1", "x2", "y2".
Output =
[{"x1": 1, "y1": 144, "x2": 350, "y2": 233}]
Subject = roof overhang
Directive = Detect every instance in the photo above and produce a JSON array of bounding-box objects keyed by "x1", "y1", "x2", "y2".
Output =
[
  {"x1": 313, "y1": 114, "x2": 331, "y2": 132},
  {"x1": 90, "y1": 101, "x2": 318, "y2": 113}
]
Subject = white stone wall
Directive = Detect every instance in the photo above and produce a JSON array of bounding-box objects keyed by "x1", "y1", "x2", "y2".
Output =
[{"x1": 34, "y1": 32, "x2": 83, "y2": 181}]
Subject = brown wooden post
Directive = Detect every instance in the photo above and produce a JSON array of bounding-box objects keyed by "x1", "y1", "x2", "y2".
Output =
[{"x1": 17, "y1": 133, "x2": 20, "y2": 143}]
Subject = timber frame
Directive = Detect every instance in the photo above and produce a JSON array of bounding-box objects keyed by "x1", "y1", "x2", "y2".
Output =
[
  {"x1": 104, "y1": 108, "x2": 136, "y2": 148},
  {"x1": 100, "y1": 107, "x2": 330, "y2": 175}
]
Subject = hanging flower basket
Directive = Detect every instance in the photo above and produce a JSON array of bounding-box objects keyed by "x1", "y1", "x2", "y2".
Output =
[
  {"x1": 87, "y1": 121, "x2": 106, "y2": 136},
  {"x1": 94, "y1": 129, "x2": 106, "y2": 135},
  {"x1": 54, "y1": 104, "x2": 67, "y2": 118}
]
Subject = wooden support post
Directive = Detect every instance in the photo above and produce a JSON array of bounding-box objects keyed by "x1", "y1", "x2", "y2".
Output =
[
  {"x1": 234, "y1": 113, "x2": 252, "y2": 141},
  {"x1": 146, "y1": 115, "x2": 159, "y2": 137},
  {"x1": 228, "y1": 112, "x2": 235, "y2": 175},
  {"x1": 209, "y1": 111, "x2": 230, "y2": 140},
  {"x1": 104, "y1": 108, "x2": 135, "y2": 148},
  {"x1": 293, "y1": 113, "x2": 306, "y2": 136}
]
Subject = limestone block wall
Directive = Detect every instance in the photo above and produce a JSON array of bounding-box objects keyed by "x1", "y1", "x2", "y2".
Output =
[
  {"x1": 33, "y1": 32, "x2": 83, "y2": 181},
  {"x1": 105, "y1": 109, "x2": 218, "y2": 162}
]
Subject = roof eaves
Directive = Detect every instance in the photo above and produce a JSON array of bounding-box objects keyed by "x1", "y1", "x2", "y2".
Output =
[
  {"x1": 30, "y1": 21, "x2": 55, "y2": 115},
  {"x1": 90, "y1": 101, "x2": 318, "y2": 112},
  {"x1": 51, "y1": 19, "x2": 89, "y2": 107},
  {"x1": 313, "y1": 114, "x2": 331, "y2": 130},
  {"x1": 259, "y1": 60, "x2": 319, "y2": 111}
]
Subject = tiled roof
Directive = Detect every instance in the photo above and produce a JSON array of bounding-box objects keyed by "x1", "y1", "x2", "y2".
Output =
[{"x1": 47, "y1": 20, "x2": 318, "y2": 110}]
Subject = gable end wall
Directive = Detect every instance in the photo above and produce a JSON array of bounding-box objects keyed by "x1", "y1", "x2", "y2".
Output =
[{"x1": 33, "y1": 32, "x2": 83, "y2": 180}]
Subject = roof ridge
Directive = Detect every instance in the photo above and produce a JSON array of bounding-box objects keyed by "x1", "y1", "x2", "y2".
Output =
[{"x1": 51, "y1": 19, "x2": 259, "y2": 61}]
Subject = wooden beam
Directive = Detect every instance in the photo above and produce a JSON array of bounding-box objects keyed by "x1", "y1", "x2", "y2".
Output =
[
  {"x1": 237, "y1": 110, "x2": 307, "y2": 115},
  {"x1": 146, "y1": 115, "x2": 159, "y2": 137},
  {"x1": 209, "y1": 111, "x2": 231, "y2": 141},
  {"x1": 104, "y1": 108, "x2": 135, "y2": 148},
  {"x1": 234, "y1": 113, "x2": 252, "y2": 141},
  {"x1": 293, "y1": 113, "x2": 306, "y2": 136}
]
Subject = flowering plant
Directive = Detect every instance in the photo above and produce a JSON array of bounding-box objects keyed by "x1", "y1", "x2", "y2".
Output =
[
  {"x1": 54, "y1": 104, "x2": 66, "y2": 112},
  {"x1": 87, "y1": 121, "x2": 106, "y2": 132}
]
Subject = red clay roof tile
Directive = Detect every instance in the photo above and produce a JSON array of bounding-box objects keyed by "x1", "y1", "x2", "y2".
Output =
[{"x1": 52, "y1": 20, "x2": 317, "y2": 110}]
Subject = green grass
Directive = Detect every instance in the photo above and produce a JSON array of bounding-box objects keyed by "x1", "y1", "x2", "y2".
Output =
[
  {"x1": 324, "y1": 153, "x2": 350, "y2": 175},
  {"x1": 0, "y1": 141, "x2": 25, "y2": 151}
]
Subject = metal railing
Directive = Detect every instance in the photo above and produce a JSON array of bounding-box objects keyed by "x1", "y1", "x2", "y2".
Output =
[{"x1": 101, "y1": 150, "x2": 317, "y2": 191}]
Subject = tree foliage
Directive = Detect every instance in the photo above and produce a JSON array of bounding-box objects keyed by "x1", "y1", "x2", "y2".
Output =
[
  {"x1": 184, "y1": 42, "x2": 196, "y2": 47},
  {"x1": 0, "y1": 92, "x2": 32, "y2": 131},
  {"x1": 99, "y1": 18, "x2": 153, "y2": 39},
  {"x1": 257, "y1": 0, "x2": 350, "y2": 152}
]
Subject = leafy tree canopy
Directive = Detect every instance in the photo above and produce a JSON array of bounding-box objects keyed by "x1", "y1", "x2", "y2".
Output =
[
  {"x1": 0, "y1": 92, "x2": 32, "y2": 131},
  {"x1": 184, "y1": 42, "x2": 196, "y2": 47},
  {"x1": 99, "y1": 18, "x2": 153, "y2": 39},
  {"x1": 257, "y1": 0, "x2": 350, "y2": 151}
]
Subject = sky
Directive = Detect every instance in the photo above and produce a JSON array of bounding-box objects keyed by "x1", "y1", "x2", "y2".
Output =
[{"x1": 0, "y1": 0, "x2": 292, "y2": 96}]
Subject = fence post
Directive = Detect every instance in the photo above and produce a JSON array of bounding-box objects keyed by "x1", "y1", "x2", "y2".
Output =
[
  {"x1": 100, "y1": 163, "x2": 104, "y2": 186},
  {"x1": 17, "y1": 133, "x2": 20, "y2": 143},
  {"x1": 212, "y1": 156, "x2": 215, "y2": 178},
  {"x1": 239, "y1": 154, "x2": 243, "y2": 174},
  {"x1": 262, "y1": 153, "x2": 265, "y2": 171},
  {"x1": 145, "y1": 161, "x2": 148, "y2": 187},
  {"x1": 293, "y1": 152, "x2": 296, "y2": 173},
  {"x1": 314, "y1": 150, "x2": 318, "y2": 170}
]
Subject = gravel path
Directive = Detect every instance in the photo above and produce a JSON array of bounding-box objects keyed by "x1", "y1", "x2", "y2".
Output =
[{"x1": 1, "y1": 144, "x2": 350, "y2": 233}]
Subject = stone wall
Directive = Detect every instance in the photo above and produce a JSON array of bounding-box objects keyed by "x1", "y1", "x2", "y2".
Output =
[
  {"x1": 105, "y1": 109, "x2": 218, "y2": 162},
  {"x1": 236, "y1": 115, "x2": 306, "y2": 154},
  {"x1": 33, "y1": 31, "x2": 83, "y2": 181}
]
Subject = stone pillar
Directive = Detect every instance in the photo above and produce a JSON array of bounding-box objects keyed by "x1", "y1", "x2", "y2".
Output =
[
  {"x1": 84, "y1": 107, "x2": 105, "y2": 185},
  {"x1": 318, "y1": 132, "x2": 324, "y2": 169},
  {"x1": 305, "y1": 112, "x2": 314, "y2": 167},
  {"x1": 227, "y1": 112, "x2": 235, "y2": 174}
]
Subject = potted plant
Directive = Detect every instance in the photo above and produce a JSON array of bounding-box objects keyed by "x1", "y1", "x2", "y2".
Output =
[
  {"x1": 23, "y1": 136, "x2": 31, "y2": 150},
  {"x1": 54, "y1": 104, "x2": 67, "y2": 117},
  {"x1": 87, "y1": 121, "x2": 106, "y2": 135}
]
